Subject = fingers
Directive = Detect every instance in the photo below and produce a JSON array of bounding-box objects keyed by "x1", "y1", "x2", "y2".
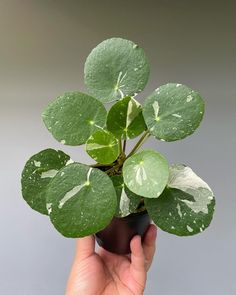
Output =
[
  {"x1": 143, "y1": 224, "x2": 157, "y2": 271},
  {"x1": 75, "y1": 235, "x2": 95, "y2": 261},
  {"x1": 130, "y1": 235, "x2": 146, "y2": 289},
  {"x1": 66, "y1": 236, "x2": 95, "y2": 294}
]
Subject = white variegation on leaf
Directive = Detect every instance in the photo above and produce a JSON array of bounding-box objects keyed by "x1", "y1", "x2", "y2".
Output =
[
  {"x1": 168, "y1": 165, "x2": 214, "y2": 214},
  {"x1": 41, "y1": 169, "x2": 58, "y2": 179},
  {"x1": 145, "y1": 164, "x2": 215, "y2": 236}
]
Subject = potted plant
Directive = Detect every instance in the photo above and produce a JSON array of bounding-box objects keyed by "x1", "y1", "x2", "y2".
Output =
[{"x1": 21, "y1": 37, "x2": 215, "y2": 255}]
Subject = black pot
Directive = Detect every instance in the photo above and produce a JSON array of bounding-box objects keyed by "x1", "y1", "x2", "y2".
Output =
[{"x1": 95, "y1": 210, "x2": 151, "y2": 255}]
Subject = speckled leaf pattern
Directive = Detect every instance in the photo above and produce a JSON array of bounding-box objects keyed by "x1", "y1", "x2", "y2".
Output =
[
  {"x1": 46, "y1": 163, "x2": 117, "y2": 237},
  {"x1": 86, "y1": 129, "x2": 120, "y2": 164},
  {"x1": 111, "y1": 175, "x2": 141, "y2": 217},
  {"x1": 145, "y1": 164, "x2": 215, "y2": 236},
  {"x1": 84, "y1": 38, "x2": 150, "y2": 103},
  {"x1": 143, "y1": 83, "x2": 205, "y2": 141},
  {"x1": 42, "y1": 92, "x2": 107, "y2": 146},
  {"x1": 21, "y1": 149, "x2": 70, "y2": 215},
  {"x1": 123, "y1": 150, "x2": 169, "y2": 199},
  {"x1": 106, "y1": 96, "x2": 147, "y2": 139}
]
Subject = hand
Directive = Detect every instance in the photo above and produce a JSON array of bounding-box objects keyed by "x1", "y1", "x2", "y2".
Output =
[{"x1": 66, "y1": 224, "x2": 157, "y2": 295}]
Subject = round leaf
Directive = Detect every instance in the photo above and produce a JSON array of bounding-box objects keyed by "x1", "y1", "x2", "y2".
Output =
[
  {"x1": 21, "y1": 149, "x2": 70, "y2": 215},
  {"x1": 123, "y1": 150, "x2": 169, "y2": 198},
  {"x1": 107, "y1": 96, "x2": 146, "y2": 139},
  {"x1": 46, "y1": 163, "x2": 117, "y2": 237},
  {"x1": 42, "y1": 91, "x2": 107, "y2": 146},
  {"x1": 145, "y1": 164, "x2": 215, "y2": 236},
  {"x1": 143, "y1": 83, "x2": 205, "y2": 141},
  {"x1": 86, "y1": 129, "x2": 120, "y2": 164},
  {"x1": 111, "y1": 175, "x2": 141, "y2": 217},
  {"x1": 84, "y1": 37, "x2": 150, "y2": 103}
]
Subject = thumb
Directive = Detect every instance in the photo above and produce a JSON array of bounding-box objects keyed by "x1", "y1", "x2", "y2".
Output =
[
  {"x1": 129, "y1": 235, "x2": 146, "y2": 291},
  {"x1": 75, "y1": 235, "x2": 95, "y2": 261}
]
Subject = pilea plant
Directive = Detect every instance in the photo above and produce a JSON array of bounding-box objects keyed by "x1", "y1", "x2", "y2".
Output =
[{"x1": 21, "y1": 37, "x2": 215, "y2": 244}]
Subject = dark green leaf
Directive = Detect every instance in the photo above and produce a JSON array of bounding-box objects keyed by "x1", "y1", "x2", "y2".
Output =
[
  {"x1": 42, "y1": 92, "x2": 107, "y2": 146},
  {"x1": 145, "y1": 164, "x2": 215, "y2": 236},
  {"x1": 46, "y1": 163, "x2": 117, "y2": 237},
  {"x1": 84, "y1": 37, "x2": 150, "y2": 103},
  {"x1": 21, "y1": 149, "x2": 70, "y2": 215},
  {"x1": 143, "y1": 83, "x2": 204, "y2": 141},
  {"x1": 107, "y1": 96, "x2": 146, "y2": 139}
]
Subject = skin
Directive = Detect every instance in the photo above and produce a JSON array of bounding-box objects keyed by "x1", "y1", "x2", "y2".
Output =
[{"x1": 66, "y1": 224, "x2": 157, "y2": 295}]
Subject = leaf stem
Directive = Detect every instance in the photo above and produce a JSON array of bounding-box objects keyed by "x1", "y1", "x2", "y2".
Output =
[{"x1": 126, "y1": 130, "x2": 151, "y2": 159}]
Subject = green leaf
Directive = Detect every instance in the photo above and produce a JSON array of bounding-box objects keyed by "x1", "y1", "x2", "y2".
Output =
[
  {"x1": 123, "y1": 150, "x2": 169, "y2": 199},
  {"x1": 107, "y1": 96, "x2": 146, "y2": 139},
  {"x1": 145, "y1": 164, "x2": 215, "y2": 236},
  {"x1": 111, "y1": 175, "x2": 141, "y2": 217},
  {"x1": 42, "y1": 92, "x2": 107, "y2": 146},
  {"x1": 86, "y1": 129, "x2": 120, "y2": 164},
  {"x1": 21, "y1": 149, "x2": 70, "y2": 215},
  {"x1": 46, "y1": 163, "x2": 117, "y2": 237},
  {"x1": 143, "y1": 83, "x2": 205, "y2": 141},
  {"x1": 84, "y1": 37, "x2": 150, "y2": 103}
]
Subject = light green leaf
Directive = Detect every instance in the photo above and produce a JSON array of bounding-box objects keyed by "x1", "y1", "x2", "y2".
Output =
[
  {"x1": 123, "y1": 150, "x2": 169, "y2": 198},
  {"x1": 21, "y1": 149, "x2": 70, "y2": 215},
  {"x1": 46, "y1": 163, "x2": 117, "y2": 237},
  {"x1": 86, "y1": 129, "x2": 120, "y2": 164},
  {"x1": 111, "y1": 175, "x2": 141, "y2": 217},
  {"x1": 145, "y1": 164, "x2": 215, "y2": 236},
  {"x1": 84, "y1": 37, "x2": 150, "y2": 103},
  {"x1": 107, "y1": 96, "x2": 146, "y2": 139},
  {"x1": 143, "y1": 83, "x2": 205, "y2": 141},
  {"x1": 42, "y1": 92, "x2": 107, "y2": 146}
]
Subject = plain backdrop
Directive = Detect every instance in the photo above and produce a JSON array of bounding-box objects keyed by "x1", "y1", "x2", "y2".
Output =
[{"x1": 1, "y1": 1, "x2": 235, "y2": 294}]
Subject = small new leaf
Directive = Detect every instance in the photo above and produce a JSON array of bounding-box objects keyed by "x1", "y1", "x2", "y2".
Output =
[
  {"x1": 86, "y1": 129, "x2": 120, "y2": 164},
  {"x1": 107, "y1": 96, "x2": 147, "y2": 139}
]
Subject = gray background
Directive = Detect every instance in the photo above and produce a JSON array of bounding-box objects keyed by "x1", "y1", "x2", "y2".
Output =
[{"x1": 0, "y1": 1, "x2": 235, "y2": 294}]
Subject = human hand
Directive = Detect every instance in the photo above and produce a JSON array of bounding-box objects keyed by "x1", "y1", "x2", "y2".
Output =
[{"x1": 66, "y1": 224, "x2": 157, "y2": 295}]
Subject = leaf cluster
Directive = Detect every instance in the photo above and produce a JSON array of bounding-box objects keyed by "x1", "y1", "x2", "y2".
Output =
[{"x1": 21, "y1": 38, "x2": 215, "y2": 238}]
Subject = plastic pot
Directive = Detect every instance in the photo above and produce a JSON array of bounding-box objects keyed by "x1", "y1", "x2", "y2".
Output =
[{"x1": 95, "y1": 210, "x2": 151, "y2": 255}]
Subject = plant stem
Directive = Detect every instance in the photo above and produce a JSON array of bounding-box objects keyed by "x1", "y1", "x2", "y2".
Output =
[
  {"x1": 90, "y1": 163, "x2": 114, "y2": 168},
  {"x1": 126, "y1": 130, "x2": 151, "y2": 158},
  {"x1": 104, "y1": 131, "x2": 151, "y2": 175},
  {"x1": 119, "y1": 139, "x2": 122, "y2": 155},
  {"x1": 123, "y1": 140, "x2": 126, "y2": 154}
]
